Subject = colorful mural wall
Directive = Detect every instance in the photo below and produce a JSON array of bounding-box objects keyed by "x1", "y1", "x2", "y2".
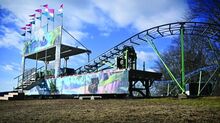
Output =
[
  {"x1": 25, "y1": 69, "x2": 129, "y2": 95},
  {"x1": 23, "y1": 26, "x2": 61, "y2": 54}
]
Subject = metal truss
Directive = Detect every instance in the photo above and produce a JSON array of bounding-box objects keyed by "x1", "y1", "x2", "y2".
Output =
[{"x1": 76, "y1": 22, "x2": 220, "y2": 74}]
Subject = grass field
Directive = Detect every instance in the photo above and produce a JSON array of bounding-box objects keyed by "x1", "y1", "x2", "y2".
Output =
[{"x1": 0, "y1": 97, "x2": 220, "y2": 123}]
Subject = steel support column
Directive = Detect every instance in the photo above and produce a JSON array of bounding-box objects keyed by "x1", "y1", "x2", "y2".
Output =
[
  {"x1": 55, "y1": 44, "x2": 61, "y2": 78},
  {"x1": 141, "y1": 37, "x2": 184, "y2": 92},
  {"x1": 197, "y1": 71, "x2": 202, "y2": 96},
  {"x1": 88, "y1": 53, "x2": 90, "y2": 62},
  {"x1": 125, "y1": 49, "x2": 128, "y2": 69},
  {"x1": 35, "y1": 53, "x2": 38, "y2": 73},
  {"x1": 21, "y1": 56, "x2": 26, "y2": 93},
  {"x1": 44, "y1": 49, "x2": 48, "y2": 78},
  {"x1": 180, "y1": 24, "x2": 185, "y2": 93}
]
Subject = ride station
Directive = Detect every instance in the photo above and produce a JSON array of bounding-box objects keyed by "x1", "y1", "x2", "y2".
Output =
[{"x1": 0, "y1": 4, "x2": 219, "y2": 100}]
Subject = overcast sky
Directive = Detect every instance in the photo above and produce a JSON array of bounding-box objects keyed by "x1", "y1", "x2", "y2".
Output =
[{"x1": 0, "y1": 0, "x2": 188, "y2": 92}]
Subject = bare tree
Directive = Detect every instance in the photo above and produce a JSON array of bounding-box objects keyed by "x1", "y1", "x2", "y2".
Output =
[
  {"x1": 154, "y1": 0, "x2": 220, "y2": 96},
  {"x1": 189, "y1": 0, "x2": 220, "y2": 25}
]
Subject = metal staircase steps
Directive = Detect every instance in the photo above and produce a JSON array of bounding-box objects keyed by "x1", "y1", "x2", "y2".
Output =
[{"x1": 0, "y1": 92, "x2": 24, "y2": 100}]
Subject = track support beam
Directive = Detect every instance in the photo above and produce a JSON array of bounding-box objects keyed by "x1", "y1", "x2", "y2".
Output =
[{"x1": 180, "y1": 24, "x2": 185, "y2": 93}]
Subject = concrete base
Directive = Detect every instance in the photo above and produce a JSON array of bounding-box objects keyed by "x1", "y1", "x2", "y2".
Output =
[
  {"x1": 79, "y1": 96, "x2": 102, "y2": 100},
  {"x1": 178, "y1": 93, "x2": 187, "y2": 99}
]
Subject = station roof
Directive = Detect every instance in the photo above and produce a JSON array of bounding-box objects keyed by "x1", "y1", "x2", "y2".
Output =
[{"x1": 24, "y1": 44, "x2": 91, "y2": 61}]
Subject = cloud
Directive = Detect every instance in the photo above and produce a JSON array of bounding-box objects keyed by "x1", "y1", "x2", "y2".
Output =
[
  {"x1": 93, "y1": 0, "x2": 188, "y2": 31},
  {"x1": 2, "y1": 65, "x2": 14, "y2": 71},
  {"x1": 0, "y1": 26, "x2": 23, "y2": 50},
  {"x1": 0, "y1": 7, "x2": 23, "y2": 51},
  {"x1": 101, "y1": 32, "x2": 110, "y2": 37},
  {"x1": 65, "y1": 54, "x2": 88, "y2": 68},
  {"x1": 136, "y1": 50, "x2": 159, "y2": 70},
  {"x1": 62, "y1": 30, "x2": 89, "y2": 46},
  {"x1": 1, "y1": 62, "x2": 21, "y2": 72},
  {"x1": 145, "y1": 68, "x2": 157, "y2": 72},
  {"x1": 136, "y1": 50, "x2": 157, "y2": 62},
  {"x1": 0, "y1": 62, "x2": 21, "y2": 91},
  {"x1": 0, "y1": 0, "x2": 188, "y2": 50}
]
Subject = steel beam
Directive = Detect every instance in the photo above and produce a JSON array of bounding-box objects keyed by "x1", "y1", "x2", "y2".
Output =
[
  {"x1": 55, "y1": 44, "x2": 61, "y2": 78},
  {"x1": 180, "y1": 24, "x2": 185, "y2": 93}
]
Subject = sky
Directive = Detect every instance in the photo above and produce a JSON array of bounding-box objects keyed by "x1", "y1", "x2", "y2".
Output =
[{"x1": 0, "y1": 0, "x2": 188, "y2": 92}]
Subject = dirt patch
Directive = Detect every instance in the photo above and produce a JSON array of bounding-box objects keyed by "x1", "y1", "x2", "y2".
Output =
[{"x1": 0, "y1": 97, "x2": 220, "y2": 123}]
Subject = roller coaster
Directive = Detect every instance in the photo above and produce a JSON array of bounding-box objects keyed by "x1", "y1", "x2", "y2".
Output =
[
  {"x1": 1, "y1": 20, "x2": 219, "y2": 100},
  {"x1": 74, "y1": 21, "x2": 219, "y2": 97}
]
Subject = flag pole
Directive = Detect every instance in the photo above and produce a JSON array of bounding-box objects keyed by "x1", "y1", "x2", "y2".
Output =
[
  {"x1": 40, "y1": 9, "x2": 42, "y2": 28},
  {"x1": 25, "y1": 26, "x2": 27, "y2": 42},
  {"x1": 29, "y1": 24, "x2": 31, "y2": 40},
  {"x1": 60, "y1": 4, "x2": 63, "y2": 44},
  {"x1": 47, "y1": 17, "x2": 49, "y2": 32},
  {"x1": 53, "y1": 15, "x2": 54, "y2": 30},
  {"x1": 24, "y1": 26, "x2": 27, "y2": 41},
  {"x1": 61, "y1": 11, "x2": 63, "y2": 44},
  {"x1": 22, "y1": 28, "x2": 26, "y2": 43},
  {"x1": 30, "y1": 28, "x2": 32, "y2": 40},
  {"x1": 36, "y1": 8, "x2": 43, "y2": 28},
  {"x1": 38, "y1": 11, "x2": 42, "y2": 28},
  {"x1": 61, "y1": 12, "x2": 63, "y2": 29},
  {"x1": 40, "y1": 14, "x2": 42, "y2": 28},
  {"x1": 33, "y1": 16, "x2": 35, "y2": 38}
]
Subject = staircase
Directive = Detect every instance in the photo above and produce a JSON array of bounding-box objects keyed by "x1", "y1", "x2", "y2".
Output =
[
  {"x1": 75, "y1": 33, "x2": 142, "y2": 74},
  {"x1": 76, "y1": 45, "x2": 138, "y2": 74},
  {"x1": 15, "y1": 66, "x2": 45, "y2": 91},
  {"x1": 75, "y1": 46, "x2": 123, "y2": 74},
  {"x1": 0, "y1": 92, "x2": 24, "y2": 100}
]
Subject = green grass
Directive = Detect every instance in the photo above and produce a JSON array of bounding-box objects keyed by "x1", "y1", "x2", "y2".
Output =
[
  {"x1": 144, "y1": 97, "x2": 220, "y2": 108},
  {"x1": 0, "y1": 97, "x2": 220, "y2": 123}
]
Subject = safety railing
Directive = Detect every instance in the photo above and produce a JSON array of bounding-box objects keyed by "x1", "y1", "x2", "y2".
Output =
[{"x1": 14, "y1": 66, "x2": 44, "y2": 89}]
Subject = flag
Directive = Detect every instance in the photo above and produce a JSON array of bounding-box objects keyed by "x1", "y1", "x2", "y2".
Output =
[
  {"x1": 21, "y1": 27, "x2": 26, "y2": 30},
  {"x1": 48, "y1": 8, "x2": 54, "y2": 21},
  {"x1": 43, "y1": 4, "x2": 48, "y2": 8},
  {"x1": 27, "y1": 30, "x2": 31, "y2": 33},
  {"x1": 30, "y1": 21, "x2": 35, "y2": 24},
  {"x1": 57, "y1": 13, "x2": 63, "y2": 17},
  {"x1": 26, "y1": 23, "x2": 32, "y2": 27},
  {"x1": 36, "y1": 16, "x2": 42, "y2": 20},
  {"x1": 41, "y1": 4, "x2": 54, "y2": 21},
  {"x1": 29, "y1": 14, "x2": 35, "y2": 17},
  {"x1": 26, "y1": 27, "x2": 31, "y2": 31},
  {"x1": 42, "y1": 12, "x2": 49, "y2": 17},
  {"x1": 21, "y1": 33, "x2": 26, "y2": 36},
  {"x1": 43, "y1": 4, "x2": 49, "y2": 12},
  {"x1": 48, "y1": 17, "x2": 54, "y2": 21},
  {"x1": 42, "y1": 4, "x2": 49, "y2": 17},
  {"x1": 57, "y1": 4, "x2": 63, "y2": 17},
  {"x1": 30, "y1": 18, "x2": 35, "y2": 20},
  {"x1": 58, "y1": 4, "x2": 63, "y2": 13},
  {"x1": 48, "y1": 8, "x2": 54, "y2": 17},
  {"x1": 35, "y1": 9, "x2": 42, "y2": 13},
  {"x1": 60, "y1": 4, "x2": 63, "y2": 8}
]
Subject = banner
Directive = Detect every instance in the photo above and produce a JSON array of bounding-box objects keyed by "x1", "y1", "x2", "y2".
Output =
[
  {"x1": 23, "y1": 26, "x2": 61, "y2": 54},
  {"x1": 26, "y1": 69, "x2": 129, "y2": 95}
]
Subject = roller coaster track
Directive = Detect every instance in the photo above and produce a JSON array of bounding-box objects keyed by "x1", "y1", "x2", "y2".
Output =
[
  {"x1": 76, "y1": 22, "x2": 220, "y2": 74},
  {"x1": 160, "y1": 65, "x2": 219, "y2": 83}
]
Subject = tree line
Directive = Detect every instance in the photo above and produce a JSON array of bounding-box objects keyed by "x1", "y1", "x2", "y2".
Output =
[{"x1": 154, "y1": 0, "x2": 220, "y2": 96}]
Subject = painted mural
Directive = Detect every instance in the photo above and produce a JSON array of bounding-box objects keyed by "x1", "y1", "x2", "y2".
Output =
[
  {"x1": 23, "y1": 26, "x2": 61, "y2": 54},
  {"x1": 25, "y1": 69, "x2": 129, "y2": 95}
]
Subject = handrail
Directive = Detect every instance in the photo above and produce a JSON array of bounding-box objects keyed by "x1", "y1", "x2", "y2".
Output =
[
  {"x1": 14, "y1": 66, "x2": 44, "y2": 79},
  {"x1": 15, "y1": 66, "x2": 44, "y2": 88}
]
